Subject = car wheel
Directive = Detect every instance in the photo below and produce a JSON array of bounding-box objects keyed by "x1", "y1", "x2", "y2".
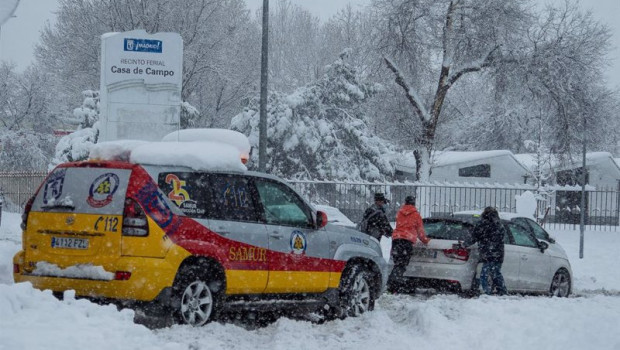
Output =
[
  {"x1": 340, "y1": 265, "x2": 374, "y2": 317},
  {"x1": 550, "y1": 269, "x2": 571, "y2": 297},
  {"x1": 173, "y1": 265, "x2": 222, "y2": 326}
]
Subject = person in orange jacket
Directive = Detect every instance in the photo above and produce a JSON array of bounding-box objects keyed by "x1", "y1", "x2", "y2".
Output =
[{"x1": 388, "y1": 195, "x2": 430, "y2": 293}]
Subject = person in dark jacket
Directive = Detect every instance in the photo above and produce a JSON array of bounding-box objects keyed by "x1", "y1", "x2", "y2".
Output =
[
  {"x1": 462, "y1": 206, "x2": 507, "y2": 295},
  {"x1": 359, "y1": 193, "x2": 393, "y2": 240}
]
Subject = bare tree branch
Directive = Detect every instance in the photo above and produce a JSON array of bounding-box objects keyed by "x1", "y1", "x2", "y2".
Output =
[{"x1": 383, "y1": 56, "x2": 430, "y2": 124}]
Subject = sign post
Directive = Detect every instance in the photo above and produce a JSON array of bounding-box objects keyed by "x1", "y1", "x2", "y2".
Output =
[{"x1": 99, "y1": 30, "x2": 183, "y2": 142}]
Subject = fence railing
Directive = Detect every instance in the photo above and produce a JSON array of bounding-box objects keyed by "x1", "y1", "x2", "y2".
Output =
[
  {"x1": 0, "y1": 172, "x2": 47, "y2": 212},
  {"x1": 287, "y1": 180, "x2": 620, "y2": 232},
  {"x1": 0, "y1": 172, "x2": 618, "y2": 231}
]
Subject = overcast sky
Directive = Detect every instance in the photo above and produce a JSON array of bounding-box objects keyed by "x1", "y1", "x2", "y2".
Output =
[{"x1": 0, "y1": 0, "x2": 618, "y2": 89}]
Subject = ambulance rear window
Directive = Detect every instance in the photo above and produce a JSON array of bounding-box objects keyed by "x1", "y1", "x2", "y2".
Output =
[{"x1": 32, "y1": 167, "x2": 131, "y2": 215}]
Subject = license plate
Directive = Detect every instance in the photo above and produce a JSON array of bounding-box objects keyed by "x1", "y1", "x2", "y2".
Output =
[
  {"x1": 51, "y1": 237, "x2": 89, "y2": 250},
  {"x1": 413, "y1": 249, "x2": 437, "y2": 259}
]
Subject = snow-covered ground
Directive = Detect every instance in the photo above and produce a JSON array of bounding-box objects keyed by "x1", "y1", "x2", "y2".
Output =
[{"x1": 1, "y1": 210, "x2": 619, "y2": 350}]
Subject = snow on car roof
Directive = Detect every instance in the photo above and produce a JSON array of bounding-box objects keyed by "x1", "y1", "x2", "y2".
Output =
[
  {"x1": 162, "y1": 129, "x2": 250, "y2": 157},
  {"x1": 90, "y1": 140, "x2": 148, "y2": 162},
  {"x1": 452, "y1": 210, "x2": 522, "y2": 220},
  {"x1": 89, "y1": 129, "x2": 249, "y2": 172},
  {"x1": 130, "y1": 141, "x2": 246, "y2": 172}
]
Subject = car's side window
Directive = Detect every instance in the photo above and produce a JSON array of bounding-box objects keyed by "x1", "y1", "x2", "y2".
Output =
[
  {"x1": 525, "y1": 218, "x2": 551, "y2": 241},
  {"x1": 507, "y1": 222, "x2": 538, "y2": 248},
  {"x1": 158, "y1": 172, "x2": 212, "y2": 219},
  {"x1": 209, "y1": 174, "x2": 260, "y2": 223},
  {"x1": 254, "y1": 179, "x2": 313, "y2": 228}
]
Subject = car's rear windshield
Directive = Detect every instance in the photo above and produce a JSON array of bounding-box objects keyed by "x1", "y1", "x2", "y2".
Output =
[
  {"x1": 423, "y1": 220, "x2": 472, "y2": 241},
  {"x1": 31, "y1": 167, "x2": 131, "y2": 215}
]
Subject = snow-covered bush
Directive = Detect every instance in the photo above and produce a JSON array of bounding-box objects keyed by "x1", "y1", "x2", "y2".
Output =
[
  {"x1": 232, "y1": 51, "x2": 397, "y2": 181},
  {"x1": 0, "y1": 131, "x2": 55, "y2": 171}
]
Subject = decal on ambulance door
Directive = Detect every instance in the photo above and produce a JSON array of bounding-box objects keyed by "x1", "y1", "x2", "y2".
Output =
[
  {"x1": 158, "y1": 172, "x2": 210, "y2": 218},
  {"x1": 290, "y1": 230, "x2": 307, "y2": 255},
  {"x1": 87, "y1": 173, "x2": 120, "y2": 208},
  {"x1": 43, "y1": 168, "x2": 66, "y2": 204}
]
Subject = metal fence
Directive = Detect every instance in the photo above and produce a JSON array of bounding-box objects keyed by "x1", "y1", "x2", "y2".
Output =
[
  {"x1": 0, "y1": 172, "x2": 618, "y2": 231},
  {"x1": 287, "y1": 180, "x2": 620, "y2": 232},
  {"x1": 0, "y1": 172, "x2": 47, "y2": 212}
]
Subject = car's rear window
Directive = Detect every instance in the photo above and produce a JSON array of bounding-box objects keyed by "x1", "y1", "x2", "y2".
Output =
[
  {"x1": 32, "y1": 167, "x2": 131, "y2": 215},
  {"x1": 423, "y1": 220, "x2": 472, "y2": 241}
]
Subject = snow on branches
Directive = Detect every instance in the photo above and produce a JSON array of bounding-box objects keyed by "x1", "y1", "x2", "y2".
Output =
[{"x1": 231, "y1": 51, "x2": 399, "y2": 181}]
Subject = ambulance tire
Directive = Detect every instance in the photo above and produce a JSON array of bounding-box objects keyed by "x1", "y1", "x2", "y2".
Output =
[
  {"x1": 340, "y1": 264, "x2": 375, "y2": 317},
  {"x1": 172, "y1": 264, "x2": 223, "y2": 326}
]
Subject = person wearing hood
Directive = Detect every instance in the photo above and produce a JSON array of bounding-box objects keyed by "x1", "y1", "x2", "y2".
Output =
[
  {"x1": 388, "y1": 195, "x2": 429, "y2": 292},
  {"x1": 462, "y1": 206, "x2": 507, "y2": 295},
  {"x1": 359, "y1": 192, "x2": 393, "y2": 240}
]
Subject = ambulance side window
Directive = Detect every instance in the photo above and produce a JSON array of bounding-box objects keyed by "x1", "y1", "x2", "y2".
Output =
[
  {"x1": 210, "y1": 175, "x2": 260, "y2": 223},
  {"x1": 158, "y1": 172, "x2": 212, "y2": 219},
  {"x1": 254, "y1": 179, "x2": 313, "y2": 228}
]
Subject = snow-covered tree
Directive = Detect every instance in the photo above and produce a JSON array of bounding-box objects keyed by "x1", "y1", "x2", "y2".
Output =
[
  {"x1": 231, "y1": 51, "x2": 397, "y2": 181},
  {"x1": 49, "y1": 91, "x2": 101, "y2": 169},
  {"x1": 377, "y1": 0, "x2": 529, "y2": 181},
  {"x1": 0, "y1": 63, "x2": 54, "y2": 132},
  {"x1": 181, "y1": 101, "x2": 200, "y2": 129},
  {"x1": 444, "y1": 1, "x2": 618, "y2": 160},
  {"x1": 0, "y1": 64, "x2": 56, "y2": 171},
  {"x1": 0, "y1": 131, "x2": 56, "y2": 172},
  {"x1": 519, "y1": 2, "x2": 615, "y2": 161}
]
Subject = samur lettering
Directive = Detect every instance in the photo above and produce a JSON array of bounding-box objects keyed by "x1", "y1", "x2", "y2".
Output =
[{"x1": 229, "y1": 247, "x2": 267, "y2": 263}]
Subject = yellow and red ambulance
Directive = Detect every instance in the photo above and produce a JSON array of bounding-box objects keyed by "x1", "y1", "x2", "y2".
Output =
[{"x1": 13, "y1": 141, "x2": 390, "y2": 326}]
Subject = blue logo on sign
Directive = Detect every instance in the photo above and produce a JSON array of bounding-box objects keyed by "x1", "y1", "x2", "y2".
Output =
[{"x1": 124, "y1": 38, "x2": 162, "y2": 53}]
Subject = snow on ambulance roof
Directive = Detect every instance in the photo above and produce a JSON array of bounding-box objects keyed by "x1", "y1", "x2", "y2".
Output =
[
  {"x1": 89, "y1": 129, "x2": 250, "y2": 172},
  {"x1": 130, "y1": 141, "x2": 246, "y2": 172},
  {"x1": 90, "y1": 140, "x2": 148, "y2": 162},
  {"x1": 162, "y1": 129, "x2": 250, "y2": 160}
]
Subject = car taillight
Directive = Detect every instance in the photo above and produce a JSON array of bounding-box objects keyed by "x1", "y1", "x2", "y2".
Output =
[
  {"x1": 21, "y1": 196, "x2": 35, "y2": 231},
  {"x1": 122, "y1": 198, "x2": 149, "y2": 237},
  {"x1": 114, "y1": 271, "x2": 132, "y2": 280},
  {"x1": 443, "y1": 248, "x2": 469, "y2": 261}
]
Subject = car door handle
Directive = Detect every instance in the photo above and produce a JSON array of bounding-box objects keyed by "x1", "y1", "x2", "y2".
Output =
[
  {"x1": 521, "y1": 255, "x2": 528, "y2": 261},
  {"x1": 270, "y1": 232, "x2": 285, "y2": 239}
]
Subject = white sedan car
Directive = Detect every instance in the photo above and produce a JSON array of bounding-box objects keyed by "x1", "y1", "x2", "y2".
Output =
[{"x1": 401, "y1": 212, "x2": 572, "y2": 297}]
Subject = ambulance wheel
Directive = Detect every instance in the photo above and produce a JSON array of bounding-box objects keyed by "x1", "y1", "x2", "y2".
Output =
[
  {"x1": 173, "y1": 264, "x2": 223, "y2": 326},
  {"x1": 340, "y1": 265, "x2": 375, "y2": 317}
]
